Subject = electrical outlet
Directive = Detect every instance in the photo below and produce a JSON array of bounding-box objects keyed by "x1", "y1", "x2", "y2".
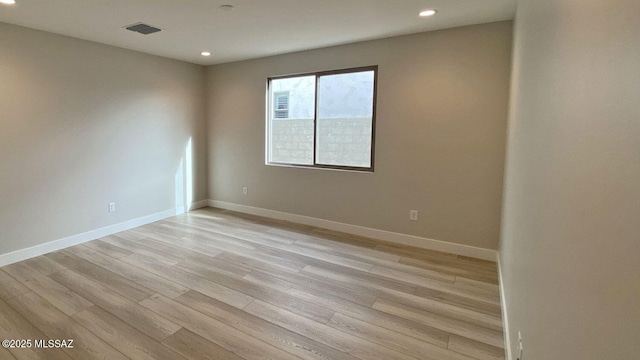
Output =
[
  {"x1": 108, "y1": 202, "x2": 116, "y2": 213},
  {"x1": 242, "y1": 187, "x2": 248, "y2": 195},
  {"x1": 517, "y1": 331, "x2": 524, "y2": 360},
  {"x1": 409, "y1": 210, "x2": 418, "y2": 221}
]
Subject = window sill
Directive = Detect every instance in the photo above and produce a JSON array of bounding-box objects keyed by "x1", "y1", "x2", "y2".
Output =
[{"x1": 265, "y1": 162, "x2": 374, "y2": 173}]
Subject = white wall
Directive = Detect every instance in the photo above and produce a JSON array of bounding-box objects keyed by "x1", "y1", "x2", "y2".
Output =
[
  {"x1": 207, "y1": 21, "x2": 513, "y2": 251},
  {"x1": 0, "y1": 23, "x2": 208, "y2": 259},
  {"x1": 500, "y1": 0, "x2": 640, "y2": 358},
  {"x1": 271, "y1": 76, "x2": 315, "y2": 119}
]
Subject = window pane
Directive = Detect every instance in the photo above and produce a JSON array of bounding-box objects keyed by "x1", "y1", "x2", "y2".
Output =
[
  {"x1": 316, "y1": 71, "x2": 374, "y2": 168},
  {"x1": 269, "y1": 76, "x2": 315, "y2": 165}
]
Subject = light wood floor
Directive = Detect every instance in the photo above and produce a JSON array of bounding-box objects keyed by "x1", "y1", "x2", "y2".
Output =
[{"x1": 0, "y1": 207, "x2": 504, "y2": 360}]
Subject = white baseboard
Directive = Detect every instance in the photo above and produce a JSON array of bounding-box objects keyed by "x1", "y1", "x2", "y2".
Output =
[
  {"x1": 0, "y1": 200, "x2": 208, "y2": 268},
  {"x1": 497, "y1": 253, "x2": 512, "y2": 360},
  {"x1": 176, "y1": 200, "x2": 209, "y2": 215},
  {"x1": 209, "y1": 200, "x2": 497, "y2": 261},
  {"x1": 188, "y1": 200, "x2": 210, "y2": 212}
]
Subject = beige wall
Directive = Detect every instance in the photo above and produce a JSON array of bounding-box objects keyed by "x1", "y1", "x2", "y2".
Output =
[
  {"x1": 207, "y1": 21, "x2": 512, "y2": 250},
  {"x1": 500, "y1": 0, "x2": 640, "y2": 358},
  {"x1": 0, "y1": 23, "x2": 208, "y2": 257}
]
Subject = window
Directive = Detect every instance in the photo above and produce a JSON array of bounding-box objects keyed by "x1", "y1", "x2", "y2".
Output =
[
  {"x1": 273, "y1": 91, "x2": 289, "y2": 119},
  {"x1": 267, "y1": 66, "x2": 377, "y2": 171}
]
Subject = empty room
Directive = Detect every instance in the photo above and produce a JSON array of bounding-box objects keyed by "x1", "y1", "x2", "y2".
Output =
[{"x1": 0, "y1": 1, "x2": 638, "y2": 359}]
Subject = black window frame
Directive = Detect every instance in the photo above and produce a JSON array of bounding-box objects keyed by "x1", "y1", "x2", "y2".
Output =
[{"x1": 266, "y1": 65, "x2": 378, "y2": 172}]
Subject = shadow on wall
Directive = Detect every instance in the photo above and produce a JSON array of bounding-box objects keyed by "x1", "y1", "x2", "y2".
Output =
[{"x1": 174, "y1": 137, "x2": 194, "y2": 215}]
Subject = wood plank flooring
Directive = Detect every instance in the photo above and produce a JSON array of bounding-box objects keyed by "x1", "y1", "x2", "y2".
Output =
[{"x1": 0, "y1": 207, "x2": 504, "y2": 360}]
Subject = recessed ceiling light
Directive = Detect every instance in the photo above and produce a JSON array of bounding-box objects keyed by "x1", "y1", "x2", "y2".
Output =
[
  {"x1": 219, "y1": 4, "x2": 234, "y2": 11},
  {"x1": 419, "y1": 9, "x2": 437, "y2": 17},
  {"x1": 201, "y1": 51, "x2": 211, "y2": 57},
  {"x1": 0, "y1": 0, "x2": 16, "y2": 5}
]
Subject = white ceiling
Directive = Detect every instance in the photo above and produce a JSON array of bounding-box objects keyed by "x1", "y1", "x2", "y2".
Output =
[{"x1": 0, "y1": 0, "x2": 516, "y2": 65}]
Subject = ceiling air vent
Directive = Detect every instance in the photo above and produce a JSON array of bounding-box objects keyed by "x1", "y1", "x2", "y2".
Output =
[{"x1": 125, "y1": 23, "x2": 162, "y2": 35}]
